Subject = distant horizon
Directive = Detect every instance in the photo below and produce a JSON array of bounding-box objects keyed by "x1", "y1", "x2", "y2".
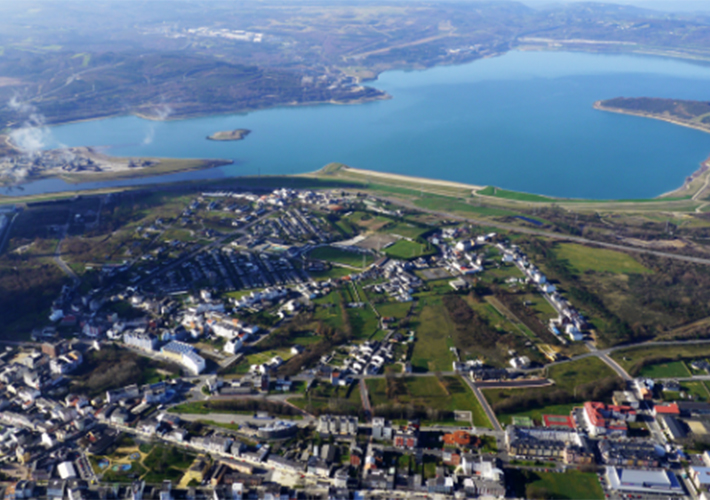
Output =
[{"x1": 518, "y1": 0, "x2": 710, "y2": 13}]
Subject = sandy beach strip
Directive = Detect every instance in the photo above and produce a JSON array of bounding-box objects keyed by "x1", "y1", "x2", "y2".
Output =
[{"x1": 340, "y1": 166, "x2": 485, "y2": 191}]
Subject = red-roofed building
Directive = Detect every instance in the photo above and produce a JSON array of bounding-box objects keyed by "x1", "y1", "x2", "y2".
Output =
[
  {"x1": 653, "y1": 403, "x2": 680, "y2": 417},
  {"x1": 583, "y1": 401, "x2": 636, "y2": 437},
  {"x1": 442, "y1": 430, "x2": 472, "y2": 447}
]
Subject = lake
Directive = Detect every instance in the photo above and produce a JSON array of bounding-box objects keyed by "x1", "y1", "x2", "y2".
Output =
[{"x1": 12, "y1": 50, "x2": 710, "y2": 199}]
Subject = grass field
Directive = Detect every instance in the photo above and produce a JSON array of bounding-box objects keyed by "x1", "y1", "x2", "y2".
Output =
[
  {"x1": 483, "y1": 357, "x2": 618, "y2": 425},
  {"x1": 510, "y1": 470, "x2": 604, "y2": 500},
  {"x1": 383, "y1": 222, "x2": 430, "y2": 240},
  {"x1": 384, "y1": 239, "x2": 435, "y2": 260},
  {"x1": 478, "y1": 186, "x2": 557, "y2": 203},
  {"x1": 308, "y1": 246, "x2": 373, "y2": 268},
  {"x1": 663, "y1": 381, "x2": 710, "y2": 402},
  {"x1": 289, "y1": 382, "x2": 361, "y2": 413},
  {"x1": 554, "y1": 243, "x2": 651, "y2": 275},
  {"x1": 409, "y1": 300, "x2": 455, "y2": 372},
  {"x1": 366, "y1": 376, "x2": 493, "y2": 428},
  {"x1": 611, "y1": 344, "x2": 710, "y2": 376},
  {"x1": 639, "y1": 360, "x2": 690, "y2": 379},
  {"x1": 313, "y1": 291, "x2": 346, "y2": 331}
]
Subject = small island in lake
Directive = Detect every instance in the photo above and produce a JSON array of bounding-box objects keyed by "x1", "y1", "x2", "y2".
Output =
[
  {"x1": 207, "y1": 128, "x2": 251, "y2": 141},
  {"x1": 594, "y1": 97, "x2": 710, "y2": 134}
]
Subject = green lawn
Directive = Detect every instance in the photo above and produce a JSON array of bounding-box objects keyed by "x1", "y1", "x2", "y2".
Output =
[
  {"x1": 554, "y1": 243, "x2": 651, "y2": 275},
  {"x1": 308, "y1": 246, "x2": 373, "y2": 268},
  {"x1": 512, "y1": 470, "x2": 604, "y2": 500},
  {"x1": 639, "y1": 360, "x2": 691, "y2": 379},
  {"x1": 367, "y1": 376, "x2": 493, "y2": 428},
  {"x1": 384, "y1": 239, "x2": 435, "y2": 260}
]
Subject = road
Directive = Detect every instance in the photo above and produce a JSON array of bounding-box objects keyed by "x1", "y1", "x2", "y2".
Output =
[
  {"x1": 53, "y1": 224, "x2": 80, "y2": 284},
  {"x1": 380, "y1": 195, "x2": 710, "y2": 266},
  {"x1": 135, "y1": 211, "x2": 271, "y2": 287},
  {"x1": 0, "y1": 211, "x2": 18, "y2": 255},
  {"x1": 462, "y1": 376, "x2": 503, "y2": 432}
]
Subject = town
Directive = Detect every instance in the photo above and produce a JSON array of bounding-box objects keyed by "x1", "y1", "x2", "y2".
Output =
[{"x1": 1, "y1": 185, "x2": 710, "y2": 500}]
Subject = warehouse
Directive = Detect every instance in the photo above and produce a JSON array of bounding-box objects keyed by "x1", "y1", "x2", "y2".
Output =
[{"x1": 605, "y1": 467, "x2": 684, "y2": 496}]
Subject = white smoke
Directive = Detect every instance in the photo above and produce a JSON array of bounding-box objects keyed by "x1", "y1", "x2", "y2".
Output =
[
  {"x1": 152, "y1": 102, "x2": 173, "y2": 121},
  {"x1": 142, "y1": 126, "x2": 156, "y2": 145},
  {"x1": 7, "y1": 95, "x2": 52, "y2": 154},
  {"x1": 141, "y1": 101, "x2": 173, "y2": 145}
]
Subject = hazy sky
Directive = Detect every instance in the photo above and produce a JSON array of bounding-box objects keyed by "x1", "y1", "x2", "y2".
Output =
[{"x1": 519, "y1": 0, "x2": 710, "y2": 12}]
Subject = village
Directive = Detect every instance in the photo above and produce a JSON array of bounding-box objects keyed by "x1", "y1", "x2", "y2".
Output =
[{"x1": 1, "y1": 186, "x2": 710, "y2": 500}]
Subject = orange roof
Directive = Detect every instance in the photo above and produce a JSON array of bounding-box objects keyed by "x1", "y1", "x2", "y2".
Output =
[{"x1": 654, "y1": 403, "x2": 680, "y2": 415}]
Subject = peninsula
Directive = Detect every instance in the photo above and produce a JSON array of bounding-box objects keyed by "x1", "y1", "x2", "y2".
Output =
[
  {"x1": 594, "y1": 97, "x2": 710, "y2": 134},
  {"x1": 207, "y1": 128, "x2": 251, "y2": 141}
]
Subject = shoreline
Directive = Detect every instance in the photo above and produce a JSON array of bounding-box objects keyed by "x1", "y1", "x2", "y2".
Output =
[
  {"x1": 593, "y1": 101, "x2": 710, "y2": 136},
  {"x1": 593, "y1": 101, "x2": 710, "y2": 198},
  {"x1": 329, "y1": 165, "x2": 485, "y2": 192},
  {"x1": 34, "y1": 92, "x2": 392, "y2": 129}
]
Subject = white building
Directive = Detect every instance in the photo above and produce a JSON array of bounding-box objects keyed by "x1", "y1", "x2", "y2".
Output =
[{"x1": 224, "y1": 339, "x2": 243, "y2": 355}]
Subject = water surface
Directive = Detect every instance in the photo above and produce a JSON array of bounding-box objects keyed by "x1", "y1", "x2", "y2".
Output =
[{"x1": 18, "y1": 50, "x2": 710, "y2": 199}]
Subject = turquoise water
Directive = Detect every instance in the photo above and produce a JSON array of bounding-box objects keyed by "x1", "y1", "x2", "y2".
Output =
[{"x1": 16, "y1": 50, "x2": 710, "y2": 199}]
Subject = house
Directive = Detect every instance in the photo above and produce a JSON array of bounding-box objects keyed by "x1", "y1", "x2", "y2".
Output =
[
  {"x1": 442, "y1": 430, "x2": 474, "y2": 447},
  {"x1": 653, "y1": 403, "x2": 680, "y2": 417}
]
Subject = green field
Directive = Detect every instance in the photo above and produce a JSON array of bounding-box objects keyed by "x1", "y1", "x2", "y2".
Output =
[
  {"x1": 510, "y1": 470, "x2": 604, "y2": 500},
  {"x1": 639, "y1": 360, "x2": 690, "y2": 379},
  {"x1": 478, "y1": 186, "x2": 557, "y2": 203},
  {"x1": 366, "y1": 376, "x2": 493, "y2": 428},
  {"x1": 375, "y1": 301, "x2": 412, "y2": 320},
  {"x1": 383, "y1": 222, "x2": 430, "y2": 240},
  {"x1": 413, "y1": 195, "x2": 517, "y2": 217},
  {"x1": 409, "y1": 300, "x2": 456, "y2": 372},
  {"x1": 611, "y1": 343, "x2": 710, "y2": 376},
  {"x1": 289, "y1": 382, "x2": 361, "y2": 413},
  {"x1": 483, "y1": 357, "x2": 618, "y2": 425},
  {"x1": 554, "y1": 243, "x2": 651, "y2": 274},
  {"x1": 308, "y1": 246, "x2": 373, "y2": 268},
  {"x1": 384, "y1": 239, "x2": 435, "y2": 260},
  {"x1": 663, "y1": 381, "x2": 710, "y2": 402}
]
